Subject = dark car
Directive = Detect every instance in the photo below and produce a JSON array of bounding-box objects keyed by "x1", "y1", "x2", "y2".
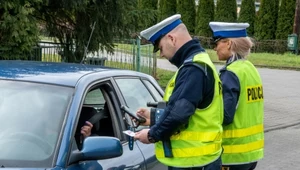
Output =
[{"x1": 0, "y1": 61, "x2": 167, "y2": 170}]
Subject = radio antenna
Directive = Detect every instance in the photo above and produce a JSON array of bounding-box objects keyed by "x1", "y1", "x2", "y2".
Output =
[{"x1": 80, "y1": 21, "x2": 96, "y2": 64}]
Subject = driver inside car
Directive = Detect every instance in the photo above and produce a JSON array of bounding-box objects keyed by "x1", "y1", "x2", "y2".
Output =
[
  {"x1": 75, "y1": 106, "x2": 101, "y2": 150},
  {"x1": 80, "y1": 121, "x2": 93, "y2": 138},
  {"x1": 75, "y1": 120, "x2": 95, "y2": 150}
]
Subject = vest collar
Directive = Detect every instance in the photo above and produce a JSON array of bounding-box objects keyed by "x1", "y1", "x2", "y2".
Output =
[
  {"x1": 220, "y1": 55, "x2": 244, "y2": 72},
  {"x1": 169, "y1": 39, "x2": 205, "y2": 68},
  {"x1": 226, "y1": 54, "x2": 243, "y2": 65}
]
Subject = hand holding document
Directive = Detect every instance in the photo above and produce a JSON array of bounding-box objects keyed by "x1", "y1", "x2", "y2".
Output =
[{"x1": 123, "y1": 130, "x2": 136, "y2": 137}]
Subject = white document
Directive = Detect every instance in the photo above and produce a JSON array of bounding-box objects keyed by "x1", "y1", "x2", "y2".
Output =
[{"x1": 123, "y1": 130, "x2": 136, "y2": 137}]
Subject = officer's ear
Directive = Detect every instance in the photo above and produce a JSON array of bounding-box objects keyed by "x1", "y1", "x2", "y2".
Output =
[
  {"x1": 166, "y1": 34, "x2": 176, "y2": 46},
  {"x1": 227, "y1": 39, "x2": 232, "y2": 50}
]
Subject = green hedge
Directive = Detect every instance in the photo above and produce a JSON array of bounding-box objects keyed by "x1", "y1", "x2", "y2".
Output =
[{"x1": 195, "y1": 36, "x2": 294, "y2": 54}]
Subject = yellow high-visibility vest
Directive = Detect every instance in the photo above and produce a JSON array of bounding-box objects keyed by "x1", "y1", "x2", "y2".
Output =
[
  {"x1": 155, "y1": 52, "x2": 223, "y2": 167},
  {"x1": 222, "y1": 60, "x2": 264, "y2": 165}
]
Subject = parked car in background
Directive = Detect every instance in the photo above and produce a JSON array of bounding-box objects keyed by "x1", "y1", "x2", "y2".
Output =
[{"x1": 0, "y1": 61, "x2": 167, "y2": 170}]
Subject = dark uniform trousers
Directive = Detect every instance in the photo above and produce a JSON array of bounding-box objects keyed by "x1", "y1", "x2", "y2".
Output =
[{"x1": 222, "y1": 162, "x2": 257, "y2": 170}]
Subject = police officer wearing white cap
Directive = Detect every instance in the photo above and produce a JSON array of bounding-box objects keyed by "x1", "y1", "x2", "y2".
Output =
[
  {"x1": 209, "y1": 22, "x2": 264, "y2": 170},
  {"x1": 134, "y1": 14, "x2": 223, "y2": 169}
]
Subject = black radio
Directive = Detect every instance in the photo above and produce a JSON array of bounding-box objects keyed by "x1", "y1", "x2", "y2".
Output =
[{"x1": 147, "y1": 101, "x2": 173, "y2": 158}]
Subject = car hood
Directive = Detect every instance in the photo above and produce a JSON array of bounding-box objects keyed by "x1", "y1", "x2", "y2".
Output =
[{"x1": 0, "y1": 168, "x2": 46, "y2": 170}]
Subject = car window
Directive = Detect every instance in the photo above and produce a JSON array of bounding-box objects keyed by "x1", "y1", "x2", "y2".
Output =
[
  {"x1": 84, "y1": 88, "x2": 105, "y2": 105},
  {"x1": 115, "y1": 78, "x2": 156, "y2": 113},
  {"x1": 76, "y1": 87, "x2": 116, "y2": 149},
  {"x1": 0, "y1": 80, "x2": 73, "y2": 167},
  {"x1": 143, "y1": 80, "x2": 163, "y2": 101}
]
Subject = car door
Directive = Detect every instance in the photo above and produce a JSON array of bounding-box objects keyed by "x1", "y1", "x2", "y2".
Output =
[
  {"x1": 112, "y1": 77, "x2": 167, "y2": 170},
  {"x1": 78, "y1": 82, "x2": 147, "y2": 170}
]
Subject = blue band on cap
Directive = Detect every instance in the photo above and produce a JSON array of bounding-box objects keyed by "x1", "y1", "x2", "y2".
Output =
[
  {"x1": 213, "y1": 29, "x2": 247, "y2": 39},
  {"x1": 149, "y1": 19, "x2": 182, "y2": 44}
]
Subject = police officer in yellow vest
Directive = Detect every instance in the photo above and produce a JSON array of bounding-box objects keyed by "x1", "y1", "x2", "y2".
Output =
[
  {"x1": 134, "y1": 14, "x2": 223, "y2": 170},
  {"x1": 209, "y1": 22, "x2": 264, "y2": 170}
]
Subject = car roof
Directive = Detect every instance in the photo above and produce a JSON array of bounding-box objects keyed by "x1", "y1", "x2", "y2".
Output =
[{"x1": 0, "y1": 60, "x2": 147, "y2": 87}]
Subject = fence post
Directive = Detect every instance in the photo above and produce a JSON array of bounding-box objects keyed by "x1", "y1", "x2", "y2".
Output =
[
  {"x1": 152, "y1": 52, "x2": 157, "y2": 78},
  {"x1": 136, "y1": 37, "x2": 141, "y2": 72},
  {"x1": 132, "y1": 39, "x2": 136, "y2": 70}
]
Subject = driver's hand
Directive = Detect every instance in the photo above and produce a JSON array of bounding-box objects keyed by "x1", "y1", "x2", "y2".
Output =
[
  {"x1": 81, "y1": 121, "x2": 93, "y2": 138},
  {"x1": 133, "y1": 108, "x2": 150, "y2": 126}
]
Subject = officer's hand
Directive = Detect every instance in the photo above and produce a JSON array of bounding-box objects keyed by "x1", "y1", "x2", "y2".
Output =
[
  {"x1": 81, "y1": 121, "x2": 93, "y2": 138},
  {"x1": 134, "y1": 129, "x2": 150, "y2": 144},
  {"x1": 133, "y1": 108, "x2": 150, "y2": 126}
]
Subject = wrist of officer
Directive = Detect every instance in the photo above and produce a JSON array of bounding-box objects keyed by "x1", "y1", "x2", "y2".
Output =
[
  {"x1": 150, "y1": 109, "x2": 156, "y2": 127},
  {"x1": 147, "y1": 130, "x2": 157, "y2": 143}
]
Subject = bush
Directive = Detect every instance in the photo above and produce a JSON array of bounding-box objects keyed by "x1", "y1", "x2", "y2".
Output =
[
  {"x1": 255, "y1": 0, "x2": 279, "y2": 40},
  {"x1": 275, "y1": 0, "x2": 296, "y2": 40},
  {"x1": 195, "y1": 0, "x2": 214, "y2": 37},
  {"x1": 215, "y1": 0, "x2": 237, "y2": 22},
  {"x1": 177, "y1": 0, "x2": 196, "y2": 34},
  {"x1": 194, "y1": 36, "x2": 215, "y2": 49},
  {"x1": 252, "y1": 39, "x2": 287, "y2": 53},
  {"x1": 238, "y1": 0, "x2": 256, "y2": 36},
  {"x1": 158, "y1": 0, "x2": 177, "y2": 21}
]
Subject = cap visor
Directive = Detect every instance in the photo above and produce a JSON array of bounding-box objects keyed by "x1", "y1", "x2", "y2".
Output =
[{"x1": 153, "y1": 44, "x2": 159, "y2": 53}]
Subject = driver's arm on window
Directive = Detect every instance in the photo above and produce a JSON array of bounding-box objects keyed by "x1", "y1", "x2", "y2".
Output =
[{"x1": 81, "y1": 121, "x2": 93, "y2": 138}]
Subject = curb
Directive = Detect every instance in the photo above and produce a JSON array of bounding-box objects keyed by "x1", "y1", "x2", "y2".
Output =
[{"x1": 265, "y1": 122, "x2": 300, "y2": 133}]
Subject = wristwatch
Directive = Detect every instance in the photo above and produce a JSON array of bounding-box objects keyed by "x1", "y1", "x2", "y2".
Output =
[{"x1": 147, "y1": 131, "x2": 157, "y2": 143}]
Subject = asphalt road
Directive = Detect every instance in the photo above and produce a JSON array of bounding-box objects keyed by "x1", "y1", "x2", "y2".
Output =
[{"x1": 256, "y1": 125, "x2": 300, "y2": 169}]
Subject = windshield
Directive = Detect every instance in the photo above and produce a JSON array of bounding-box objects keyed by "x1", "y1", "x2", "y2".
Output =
[{"x1": 0, "y1": 80, "x2": 73, "y2": 167}]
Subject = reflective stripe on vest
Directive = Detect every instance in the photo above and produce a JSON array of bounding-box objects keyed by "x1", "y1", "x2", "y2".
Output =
[
  {"x1": 171, "y1": 131, "x2": 222, "y2": 141},
  {"x1": 223, "y1": 124, "x2": 263, "y2": 138},
  {"x1": 156, "y1": 143, "x2": 222, "y2": 158},
  {"x1": 223, "y1": 140, "x2": 264, "y2": 154}
]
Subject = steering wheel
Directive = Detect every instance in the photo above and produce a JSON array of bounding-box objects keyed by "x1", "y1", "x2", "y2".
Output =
[{"x1": 6, "y1": 131, "x2": 53, "y2": 155}]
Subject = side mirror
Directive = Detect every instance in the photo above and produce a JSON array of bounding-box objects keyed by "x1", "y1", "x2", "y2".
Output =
[{"x1": 69, "y1": 136, "x2": 123, "y2": 164}]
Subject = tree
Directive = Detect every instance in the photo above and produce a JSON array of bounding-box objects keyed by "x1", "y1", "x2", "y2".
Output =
[
  {"x1": 39, "y1": 0, "x2": 142, "y2": 62},
  {"x1": 276, "y1": 0, "x2": 296, "y2": 39},
  {"x1": 238, "y1": 0, "x2": 256, "y2": 36},
  {"x1": 0, "y1": 0, "x2": 41, "y2": 59},
  {"x1": 195, "y1": 0, "x2": 214, "y2": 37},
  {"x1": 255, "y1": 0, "x2": 280, "y2": 40},
  {"x1": 215, "y1": 0, "x2": 237, "y2": 22},
  {"x1": 177, "y1": 0, "x2": 196, "y2": 34},
  {"x1": 138, "y1": 0, "x2": 158, "y2": 28},
  {"x1": 1, "y1": 0, "x2": 156, "y2": 61},
  {"x1": 158, "y1": 0, "x2": 177, "y2": 21}
]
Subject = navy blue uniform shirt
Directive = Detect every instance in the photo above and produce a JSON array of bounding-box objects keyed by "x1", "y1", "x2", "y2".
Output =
[
  {"x1": 149, "y1": 39, "x2": 215, "y2": 140},
  {"x1": 220, "y1": 56, "x2": 241, "y2": 125}
]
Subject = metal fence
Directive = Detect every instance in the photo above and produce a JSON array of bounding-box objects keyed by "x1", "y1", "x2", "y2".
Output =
[
  {"x1": 37, "y1": 41, "x2": 65, "y2": 62},
  {"x1": 0, "y1": 38, "x2": 157, "y2": 76},
  {"x1": 81, "y1": 38, "x2": 156, "y2": 76},
  {"x1": 93, "y1": 38, "x2": 157, "y2": 76},
  {"x1": 0, "y1": 42, "x2": 66, "y2": 62}
]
